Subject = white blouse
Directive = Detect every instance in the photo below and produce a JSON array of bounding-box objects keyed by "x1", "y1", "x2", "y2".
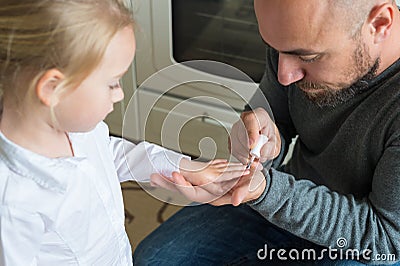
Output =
[{"x1": 0, "y1": 122, "x2": 187, "y2": 265}]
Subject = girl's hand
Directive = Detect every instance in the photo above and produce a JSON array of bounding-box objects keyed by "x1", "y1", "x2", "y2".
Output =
[
  {"x1": 149, "y1": 159, "x2": 249, "y2": 203},
  {"x1": 179, "y1": 159, "x2": 249, "y2": 185},
  {"x1": 150, "y1": 171, "x2": 238, "y2": 203},
  {"x1": 150, "y1": 166, "x2": 265, "y2": 205}
]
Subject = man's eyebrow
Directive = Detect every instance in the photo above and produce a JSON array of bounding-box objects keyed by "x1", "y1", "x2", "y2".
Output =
[
  {"x1": 280, "y1": 49, "x2": 319, "y2": 56},
  {"x1": 261, "y1": 38, "x2": 319, "y2": 56}
]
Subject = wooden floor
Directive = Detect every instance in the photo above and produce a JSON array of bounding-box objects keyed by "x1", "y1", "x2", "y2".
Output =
[{"x1": 122, "y1": 181, "x2": 182, "y2": 252}]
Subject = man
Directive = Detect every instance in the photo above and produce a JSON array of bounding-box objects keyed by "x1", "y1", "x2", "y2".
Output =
[{"x1": 134, "y1": 0, "x2": 400, "y2": 265}]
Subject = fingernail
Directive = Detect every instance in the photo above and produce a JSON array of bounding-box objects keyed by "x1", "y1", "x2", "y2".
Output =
[{"x1": 233, "y1": 199, "x2": 241, "y2": 207}]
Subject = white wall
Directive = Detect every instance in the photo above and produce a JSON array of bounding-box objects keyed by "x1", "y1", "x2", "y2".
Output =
[{"x1": 397, "y1": 0, "x2": 400, "y2": 6}]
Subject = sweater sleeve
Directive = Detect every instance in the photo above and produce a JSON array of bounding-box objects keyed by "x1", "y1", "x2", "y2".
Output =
[{"x1": 248, "y1": 141, "x2": 400, "y2": 264}]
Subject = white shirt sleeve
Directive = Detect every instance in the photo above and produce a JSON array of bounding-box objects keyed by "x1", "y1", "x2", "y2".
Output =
[
  {"x1": 109, "y1": 136, "x2": 191, "y2": 183},
  {"x1": 0, "y1": 206, "x2": 44, "y2": 265}
]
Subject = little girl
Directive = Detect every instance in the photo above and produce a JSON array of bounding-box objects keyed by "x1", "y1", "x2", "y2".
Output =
[{"x1": 0, "y1": 0, "x2": 247, "y2": 265}]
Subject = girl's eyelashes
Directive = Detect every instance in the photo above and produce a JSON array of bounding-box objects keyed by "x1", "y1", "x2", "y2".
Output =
[{"x1": 108, "y1": 81, "x2": 121, "y2": 90}]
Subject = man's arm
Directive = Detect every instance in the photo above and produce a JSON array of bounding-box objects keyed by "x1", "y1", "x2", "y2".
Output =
[
  {"x1": 231, "y1": 45, "x2": 400, "y2": 262},
  {"x1": 247, "y1": 142, "x2": 400, "y2": 263}
]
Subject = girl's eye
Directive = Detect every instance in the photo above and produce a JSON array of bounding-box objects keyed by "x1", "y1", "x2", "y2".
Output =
[{"x1": 109, "y1": 81, "x2": 121, "y2": 90}]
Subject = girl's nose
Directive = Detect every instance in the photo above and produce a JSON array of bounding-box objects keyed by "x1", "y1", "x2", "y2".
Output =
[{"x1": 112, "y1": 87, "x2": 124, "y2": 103}]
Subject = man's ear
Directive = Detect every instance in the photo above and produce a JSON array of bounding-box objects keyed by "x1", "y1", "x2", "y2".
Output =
[
  {"x1": 367, "y1": 3, "x2": 395, "y2": 44},
  {"x1": 36, "y1": 69, "x2": 65, "y2": 107}
]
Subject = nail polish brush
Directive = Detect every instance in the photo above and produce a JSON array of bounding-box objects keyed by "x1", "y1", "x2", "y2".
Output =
[{"x1": 246, "y1": 134, "x2": 269, "y2": 169}]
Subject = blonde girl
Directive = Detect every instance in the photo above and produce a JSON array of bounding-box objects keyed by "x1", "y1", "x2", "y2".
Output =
[{"x1": 0, "y1": 0, "x2": 248, "y2": 265}]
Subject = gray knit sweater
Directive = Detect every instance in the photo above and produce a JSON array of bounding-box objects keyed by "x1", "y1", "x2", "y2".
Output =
[{"x1": 248, "y1": 46, "x2": 400, "y2": 264}]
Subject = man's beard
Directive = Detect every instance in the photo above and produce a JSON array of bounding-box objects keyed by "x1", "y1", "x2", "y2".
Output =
[{"x1": 296, "y1": 41, "x2": 380, "y2": 108}]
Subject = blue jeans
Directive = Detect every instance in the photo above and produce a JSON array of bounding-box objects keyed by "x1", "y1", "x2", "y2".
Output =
[{"x1": 134, "y1": 204, "x2": 398, "y2": 266}]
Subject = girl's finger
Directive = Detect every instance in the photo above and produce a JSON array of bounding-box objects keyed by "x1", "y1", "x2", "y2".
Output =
[
  {"x1": 209, "y1": 159, "x2": 228, "y2": 165},
  {"x1": 215, "y1": 162, "x2": 247, "y2": 170},
  {"x1": 214, "y1": 168, "x2": 249, "y2": 182},
  {"x1": 211, "y1": 167, "x2": 250, "y2": 184}
]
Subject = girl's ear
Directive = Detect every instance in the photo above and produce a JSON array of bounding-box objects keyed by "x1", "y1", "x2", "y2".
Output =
[{"x1": 36, "y1": 69, "x2": 65, "y2": 107}]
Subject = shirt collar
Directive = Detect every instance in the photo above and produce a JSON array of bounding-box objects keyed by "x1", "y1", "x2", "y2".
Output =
[{"x1": 0, "y1": 131, "x2": 87, "y2": 194}]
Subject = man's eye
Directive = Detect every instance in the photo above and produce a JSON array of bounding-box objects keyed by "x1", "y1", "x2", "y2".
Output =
[{"x1": 298, "y1": 55, "x2": 320, "y2": 63}]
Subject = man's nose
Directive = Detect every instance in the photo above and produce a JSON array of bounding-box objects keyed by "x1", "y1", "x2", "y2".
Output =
[{"x1": 277, "y1": 53, "x2": 305, "y2": 86}]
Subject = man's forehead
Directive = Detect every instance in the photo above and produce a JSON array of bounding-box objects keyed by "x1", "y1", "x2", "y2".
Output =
[
  {"x1": 255, "y1": 0, "x2": 333, "y2": 51},
  {"x1": 255, "y1": 0, "x2": 330, "y2": 26}
]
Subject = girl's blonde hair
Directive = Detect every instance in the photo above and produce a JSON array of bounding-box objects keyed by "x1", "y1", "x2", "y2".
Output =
[{"x1": 0, "y1": 0, "x2": 135, "y2": 107}]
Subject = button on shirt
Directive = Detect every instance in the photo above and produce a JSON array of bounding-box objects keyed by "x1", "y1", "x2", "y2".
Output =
[{"x1": 0, "y1": 122, "x2": 188, "y2": 265}]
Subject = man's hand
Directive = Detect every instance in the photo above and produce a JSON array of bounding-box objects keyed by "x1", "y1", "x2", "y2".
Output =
[
  {"x1": 229, "y1": 107, "x2": 281, "y2": 166},
  {"x1": 210, "y1": 169, "x2": 267, "y2": 206}
]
